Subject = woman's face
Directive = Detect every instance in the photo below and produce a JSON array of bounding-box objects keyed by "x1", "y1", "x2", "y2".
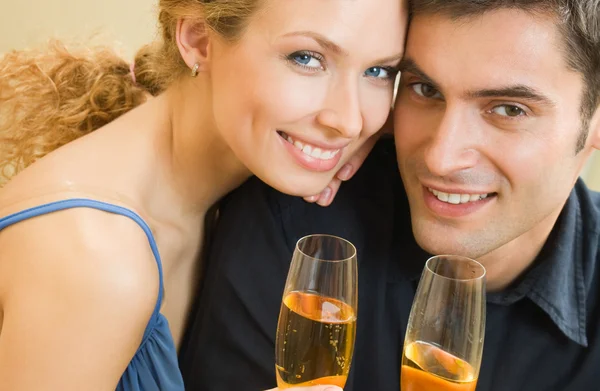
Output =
[{"x1": 207, "y1": 0, "x2": 408, "y2": 196}]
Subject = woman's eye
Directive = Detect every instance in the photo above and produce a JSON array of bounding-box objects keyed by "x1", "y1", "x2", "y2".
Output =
[
  {"x1": 364, "y1": 66, "x2": 395, "y2": 79},
  {"x1": 490, "y1": 105, "x2": 526, "y2": 117},
  {"x1": 288, "y1": 51, "x2": 323, "y2": 69},
  {"x1": 411, "y1": 83, "x2": 442, "y2": 99}
]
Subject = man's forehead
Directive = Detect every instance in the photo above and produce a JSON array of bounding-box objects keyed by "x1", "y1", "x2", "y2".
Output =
[
  {"x1": 402, "y1": 9, "x2": 577, "y2": 94},
  {"x1": 406, "y1": 9, "x2": 557, "y2": 54}
]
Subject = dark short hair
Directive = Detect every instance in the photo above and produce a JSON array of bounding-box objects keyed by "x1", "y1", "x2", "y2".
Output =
[{"x1": 410, "y1": 0, "x2": 600, "y2": 152}]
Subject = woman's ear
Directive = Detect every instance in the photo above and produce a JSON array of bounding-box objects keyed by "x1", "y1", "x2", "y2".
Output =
[{"x1": 176, "y1": 18, "x2": 212, "y2": 73}]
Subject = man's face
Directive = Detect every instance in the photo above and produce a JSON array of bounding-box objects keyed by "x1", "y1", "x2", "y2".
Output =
[{"x1": 394, "y1": 9, "x2": 599, "y2": 260}]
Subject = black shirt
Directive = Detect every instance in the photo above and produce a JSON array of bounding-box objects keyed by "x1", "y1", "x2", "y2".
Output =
[{"x1": 179, "y1": 140, "x2": 600, "y2": 391}]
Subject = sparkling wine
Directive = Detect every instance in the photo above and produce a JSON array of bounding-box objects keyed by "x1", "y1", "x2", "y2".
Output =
[
  {"x1": 401, "y1": 340, "x2": 477, "y2": 391},
  {"x1": 276, "y1": 291, "x2": 356, "y2": 389}
]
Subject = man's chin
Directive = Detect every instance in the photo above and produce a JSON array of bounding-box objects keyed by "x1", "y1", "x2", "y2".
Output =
[{"x1": 413, "y1": 226, "x2": 483, "y2": 260}]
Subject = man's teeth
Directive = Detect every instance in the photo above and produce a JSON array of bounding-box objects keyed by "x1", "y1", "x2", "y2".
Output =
[
  {"x1": 280, "y1": 132, "x2": 340, "y2": 160},
  {"x1": 428, "y1": 188, "x2": 489, "y2": 204}
]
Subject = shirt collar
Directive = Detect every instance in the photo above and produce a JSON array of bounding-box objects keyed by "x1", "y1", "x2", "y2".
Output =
[
  {"x1": 391, "y1": 179, "x2": 599, "y2": 347},
  {"x1": 518, "y1": 179, "x2": 599, "y2": 347}
]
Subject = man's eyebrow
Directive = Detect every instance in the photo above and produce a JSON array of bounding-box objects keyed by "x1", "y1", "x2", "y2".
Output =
[
  {"x1": 399, "y1": 57, "x2": 556, "y2": 107},
  {"x1": 282, "y1": 31, "x2": 348, "y2": 57},
  {"x1": 467, "y1": 86, "x2": 556, "y2": 106},
  {"x1": 398, "y1": 57, "x2": 440, "y2": 88}
]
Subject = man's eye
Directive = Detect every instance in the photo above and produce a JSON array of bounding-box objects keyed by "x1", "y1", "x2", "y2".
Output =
[
  {"x1": 491, "y1": 105, "x2": 526, "y2": 117},
  {"x1": 411, "y1": 83, "x2": 442, "y2": 99}
]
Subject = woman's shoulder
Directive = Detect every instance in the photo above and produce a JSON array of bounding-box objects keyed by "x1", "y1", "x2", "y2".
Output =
[
  {"x1": 0, "y1": 158, "x2": 161, "y2": 319},
  {"x1": 0, "y1": 199, "x2": 160, "y2": 389},
  {"x1": 0, "y1": 115, "x2": 167, "y2": 305},
  {"x1": 0, "y1": 190, "x2": 160, "y2": 307}
]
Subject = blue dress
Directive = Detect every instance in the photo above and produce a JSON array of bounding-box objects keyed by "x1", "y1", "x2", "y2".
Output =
[{"x1": 0, "y1": 198, "x2": 185, "y2": 391}]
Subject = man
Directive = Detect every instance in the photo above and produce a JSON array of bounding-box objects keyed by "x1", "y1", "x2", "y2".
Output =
[{"x1": 179, "y1": 1, "x2": 600, "y2": 390}]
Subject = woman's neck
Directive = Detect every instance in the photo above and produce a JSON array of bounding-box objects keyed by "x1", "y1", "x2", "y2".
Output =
[{"x1": 154, "y1": 78, "x2": 251, "y2": 217}]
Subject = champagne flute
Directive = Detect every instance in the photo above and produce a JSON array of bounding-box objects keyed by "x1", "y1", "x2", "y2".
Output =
[
  {"x1": 275, "y1": 234, "x2": 358, "y2": 389},
  {"x1": 401, "y1": 255, "x2": 486, "y2": 391}
]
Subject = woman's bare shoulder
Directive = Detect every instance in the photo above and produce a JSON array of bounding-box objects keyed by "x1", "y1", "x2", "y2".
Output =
[
  {"x1": 0, "y1": 202, "x2": 160, "y2": 317},
  {"x1": 0, "y1": 205, "x2": 160, "y2": 390}
]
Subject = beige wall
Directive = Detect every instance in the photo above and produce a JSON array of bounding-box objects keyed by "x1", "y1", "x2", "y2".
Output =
[
  {"x1": 584, "y1": 152, "x2": 600, "y2": 191},
  {"x1": 0, "y1": 0, "x2": 157, "y2": 59},
  {"x1": 1, "y1": 0, "x2": 600, "y2": 191}
]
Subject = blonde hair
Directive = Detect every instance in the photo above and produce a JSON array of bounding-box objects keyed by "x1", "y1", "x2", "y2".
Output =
[{"x1": 0, "y1": 0, "x2": 261, "y2": 186}]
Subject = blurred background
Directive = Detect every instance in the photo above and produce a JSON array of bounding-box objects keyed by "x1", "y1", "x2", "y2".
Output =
[
  {"x1": 1, "y1": 0, "x2": 599, "y2": 190},
  {"x1": 0, "y1": 0, "x2": 156, "y2": 59}
]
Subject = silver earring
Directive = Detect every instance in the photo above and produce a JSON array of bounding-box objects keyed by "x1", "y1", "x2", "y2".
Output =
[{"x1": 190, "y1": 63, "x2": 200, "y2": 77}]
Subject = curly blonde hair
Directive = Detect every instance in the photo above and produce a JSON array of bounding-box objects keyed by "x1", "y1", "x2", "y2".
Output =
[{"x1": 0, "y1": 0, "x2": 260, "y2": 186}]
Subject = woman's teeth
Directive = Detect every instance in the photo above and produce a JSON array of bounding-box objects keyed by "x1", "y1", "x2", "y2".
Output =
[
  {"x1": 428, "y1": 187, "x2": 490, "y2": 204},
  {"x1": 279, "y1": 131, "x2": 340, "y2": 160}
]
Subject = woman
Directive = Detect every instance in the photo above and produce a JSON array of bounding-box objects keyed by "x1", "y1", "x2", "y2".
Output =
[{"x1": 0, "y1": 0, "x2": 408, "y2": 389}]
